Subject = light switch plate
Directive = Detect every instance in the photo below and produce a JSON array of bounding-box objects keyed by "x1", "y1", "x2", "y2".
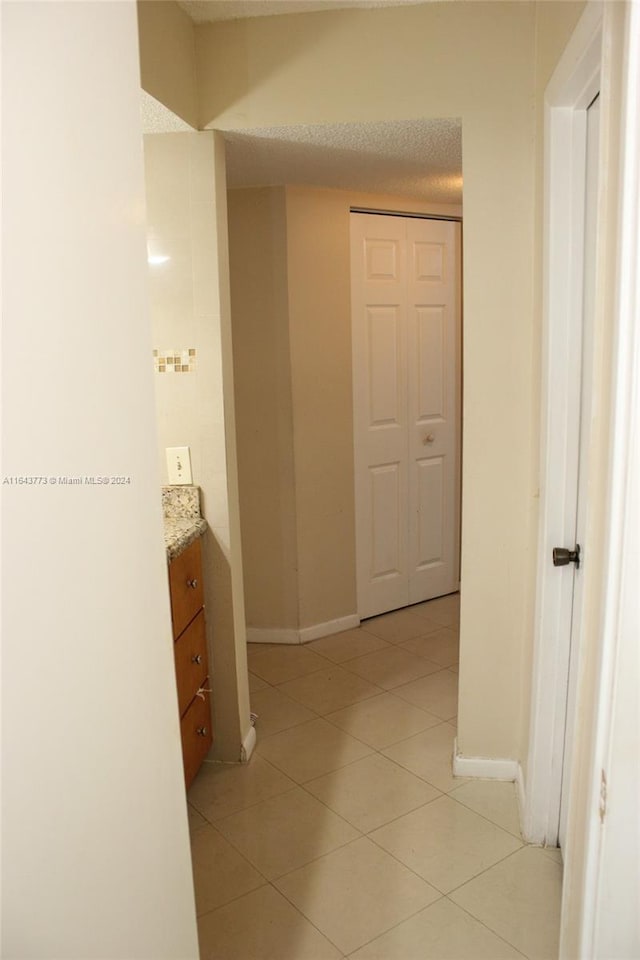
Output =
[{"x1": 166, "y1": 446, "x2": 192, "y2": 485}]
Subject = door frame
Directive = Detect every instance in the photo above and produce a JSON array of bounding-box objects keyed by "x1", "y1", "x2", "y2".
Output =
[
  {"x1": 566, "y1": 3, "x2": 640, "y2": 954},
  {"x1": 524, "y1": 3, "x2": 603, "y2": 847}
]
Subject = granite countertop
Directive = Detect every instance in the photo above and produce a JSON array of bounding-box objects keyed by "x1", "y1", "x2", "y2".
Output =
[{"x1": 162, "y1": 485, "x2": 207, "y2": 561}]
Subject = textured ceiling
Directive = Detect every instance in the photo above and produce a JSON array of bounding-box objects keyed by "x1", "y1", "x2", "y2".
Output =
[
  {"x1": 140, "y1": 90, "x2": 194, "y2": 134},
  {"x1": 178, "y1": 0, "x2": 429, "y2": 23},
  {"x1": 224, "y1": 118, "x2": 462, "y2": 203}
]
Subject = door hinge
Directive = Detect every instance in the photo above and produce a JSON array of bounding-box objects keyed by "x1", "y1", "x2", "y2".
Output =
[{"x1": 599, "y1": 769, "x2": 607, "y2": 823}]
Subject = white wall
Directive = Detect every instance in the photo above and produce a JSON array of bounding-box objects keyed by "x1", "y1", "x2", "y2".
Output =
[{"x1": 2, "y1": 3, "x2": 198, "y2": 956}]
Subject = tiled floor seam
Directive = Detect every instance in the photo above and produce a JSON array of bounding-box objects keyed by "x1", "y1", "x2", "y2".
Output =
[
  {"x1": 372, "y1": 718, "x2": 456, "y2": 766},
  {"x1": 448, "y1": 792, "x2": 524, "y2": 840},
  {"x1": 337, "y1": 658, "x2": 449, "y2": 686},
  {"x1": 444, "y1": 840, "x2": 529, "y2": 895},
  {"x1": 358, "y1": 790, "x2": 444, "y2": 831},
  {"x1": 295, "y1": 772, "x2": 438, "y2": 836},
  {"x1": 194, "y1": 780, "x2": 300, "y2": 827},
  {"x1": 256, "y1": 700, "x2": 444, "y2": 748},
  {"x1": 251, "y1": 659, "x2": 334, "y2": 685},
  {"x1": 276, "y1": 686, "x2": 388, "y2": 712},
  {"x1": 192, "y1": 821, "x2": 282, "y2": 888},
  {"x1": 280, "y1": 719, "x2": 456, "y2": 794},
  {"x1": 257, "y1": 719, "x2": 380, "y2": 763},
  {"x1": 201, "y1": 600, "x2": 560, "y2": 960},
  {"x1": 441, "y1": 894, "x2": 531, "y2": 959},
  {"x1": 271, "y1": 875, "x2": 353, "y2": 958},
  {"x1": 363, "y1": 814, "x2": 454, "y2": 890},
  {"x1": 194, "y1": 879, "x2": 271, "y2": 922},
  {"x1": 318, "y1": 708, "x2": 434, "y2": 745},
  {"x1": 359, "y1": 799, "x2": 526, "y2": 898},
  {"x1": 265, "y1": 831, "x2": 366, "y2": 884},
  {"x1": 195, "y1": 877, "x2": 349, "y2": 957},
  {"x1": 192, "y1": 815, "x2": 369, "y2": 925},
  {"x1": 339, "y1": 894, "x2": 449, "y2": 958}
]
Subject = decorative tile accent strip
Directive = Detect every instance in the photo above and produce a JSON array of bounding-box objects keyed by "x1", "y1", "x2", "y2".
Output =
[{"x1": 154, "y1": 348, "x2": 196, "y2": 373}]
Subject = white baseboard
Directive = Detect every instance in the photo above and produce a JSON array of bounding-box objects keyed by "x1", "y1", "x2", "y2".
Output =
[
  {"x1": 298, "y1": 614, "x2": 360, "y2": 643},
  {"x1": 247, "y1": 615, "x2": 360, "y2": 645},
  {"x1": 516, "y1": 762, "x2": 527, "y2": 838},
  {"x1": 240, "y1": 724, "x2": 257, "y2": 762},
  {"x1": 246, "y1": 627, "x2": 300, "y2": 645},
  {"x1": 453, "y1": 738, "x2": 519, "y2": 780}
]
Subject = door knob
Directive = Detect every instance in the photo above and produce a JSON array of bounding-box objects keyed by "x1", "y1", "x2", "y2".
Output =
[
  {"x1": 552, "y1": 545, "x2": 581, "y2": 568},
  {"x1": 423, "y1": 434, "x2": 435, "y2": 445}
]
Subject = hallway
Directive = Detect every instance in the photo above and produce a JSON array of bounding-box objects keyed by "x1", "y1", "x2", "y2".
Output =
[{"x1": 188, "y1": 595, "x2": 562, "y2": 959}]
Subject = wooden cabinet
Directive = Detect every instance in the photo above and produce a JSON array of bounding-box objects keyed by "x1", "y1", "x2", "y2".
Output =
[{"x1": 168, "y1": 538, "x2": 213, "y2": 788}]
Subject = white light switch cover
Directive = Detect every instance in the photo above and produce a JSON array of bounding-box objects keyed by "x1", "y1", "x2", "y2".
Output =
[{"x1": 166, "y1": 446, "x2": 192, "y2": 485}]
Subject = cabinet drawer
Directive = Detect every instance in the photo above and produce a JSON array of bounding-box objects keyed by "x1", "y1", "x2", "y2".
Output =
[
  {"x1": 174, "y1": 609, "x2": 208, "y2": 717},
  {"x1": 180, "y1": 682, "x2": 213, "y2": 790},
  {"x1": 169, "y1": 538, "x2": 204, "y2": 639}
]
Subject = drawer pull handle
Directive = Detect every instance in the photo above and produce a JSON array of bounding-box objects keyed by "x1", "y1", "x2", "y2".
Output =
[
  {"x1": 196, "y1": 726, "x2": 208, "y2": 737},
  {"x1": 186, "y1": 578, "x2": 198, "y2": 589},
  {"x1": 191, "y1": 654, "x2": 202, "y2": 665}
]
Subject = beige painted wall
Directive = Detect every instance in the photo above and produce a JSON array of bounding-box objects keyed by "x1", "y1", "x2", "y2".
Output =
[
  {"x1": 228, "y1": 187, "x2": 299, "y2": 631},
  {"x1": 137, "y1": 0, "x2": 198, "y2": 128},
  {"x1": 197, "y1": 1, "x2": 583, "y2": 761},
  {"x1": 144, "y1": 131, "x2": 251, "y2": 760},
  {"x1": 228, "y1": 186, "x2": 461, "y2": 633},
  {"x1": 518, "y1": 0, "x2": 589, "y2": 781},
  {"x1": 3, "y1": 3, "x2": 198, "y2": 955},
  {"x1": 285, "y1": 186, "x2": 356, "y2": 628},
  {"x1": 285, "y1": 187, "x2": 464, "y2": 628}
]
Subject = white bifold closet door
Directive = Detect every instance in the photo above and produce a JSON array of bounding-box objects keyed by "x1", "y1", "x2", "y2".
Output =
[{"x1": 350, "y1": 212, "x2": 461, "y2": 620}]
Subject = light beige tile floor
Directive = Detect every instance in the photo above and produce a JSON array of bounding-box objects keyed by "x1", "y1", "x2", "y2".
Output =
[
  {"x1": 275, "y1": 837, "x2": 441, "y2": 955},
  {"x1": 394, "y1": 667, "x2": 459, "y2": 720},
  {"x1": 308, "y1": 628, "x2": 390, "y2": 663},
  {"x1": 346, "y1": 645, "x2": 442, "y2": 690},
  {"x1": 400, "y1": 626, "x2": 460, "y2": 667},
  {"x1": 325, "y1": 691, "x2": 441, "y2": 749},
  {"x1": 248, "y1": 685, "x2": 316, "y2": 738},
  {"x1": 190, "y1": 593, "x2": 563, "y2": 960},
  {"x1": 381, "y1": 721, "x2": 467, "y2": 792},
  {"x1": 278, "y1": 664, "x2": 381, "y2": 715}
]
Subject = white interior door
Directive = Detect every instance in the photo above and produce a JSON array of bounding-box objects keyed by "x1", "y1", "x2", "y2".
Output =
[
  {"x1": 558, "y1": 93, "x2": 600, "y2": 849},
  {"x1": 407, "y1": 217, "x2": 460, "y2": 603},
  {"x1": 351, "y1": 212, "x2": 460, "y2": 619}
]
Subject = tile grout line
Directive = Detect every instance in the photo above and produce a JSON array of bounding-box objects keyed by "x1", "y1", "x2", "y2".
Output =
[
  {"x1": 269, "y1": 876, "x2": 351, "y2": 958},
  {"x1": 195, "y1": 877, "x2": 348, "y2": 958},
  {"x1": 447, "y1": 786, "x2": 524, "y2": 840},
  {"x1": 192, "y1": 823, "x2": 528, "y2": 951},
  {"x1": 441, "y1": 894, "x2": 531, "y2": 959},
  {"x1": 445, "y1": 842, "x2": 532, "y2": 897},
  {"x1": 201, "y1": 602, "x2": 555, "y2": 959},
  {"x1": 296, "y1": 766, "x2": 439, "y2": 837},
  {"x1": 189, "y1": 764, "x2": 300, "y2": 822},
  {"x1": 339, "y1": 894, "x2": 450, "y2": 958}
]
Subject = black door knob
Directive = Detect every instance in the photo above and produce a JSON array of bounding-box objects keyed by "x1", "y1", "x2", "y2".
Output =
[{"x1": 553, "y1": 545, "x2": 581, "y2": 568}]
